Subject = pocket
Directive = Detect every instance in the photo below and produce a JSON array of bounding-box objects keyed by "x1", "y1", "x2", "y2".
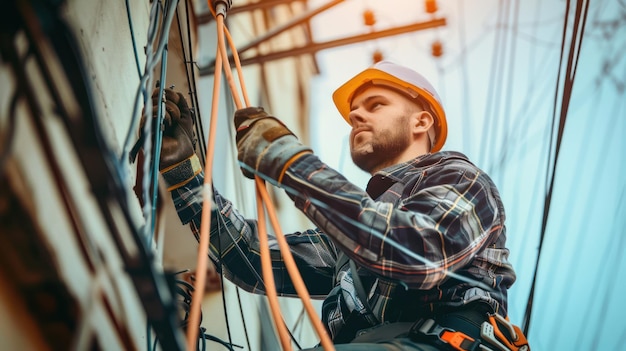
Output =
[{"x1": 352, "y1": 322, "x2": 414, "y2": 343}]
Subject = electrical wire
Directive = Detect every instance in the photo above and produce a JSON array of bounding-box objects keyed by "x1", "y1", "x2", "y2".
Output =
[
  {"x1": 124, "y1": 0, "x2": 142, "y2": 78},
  {"x1": 150, "y1": 272, "x2": 242, "y2": 351},
  {"x1": 521, "y1": 0, "x2": 574, "y2": 332},
  {"x1": 185, "y1": 44, "x2": 222, "y2": 349},
  {"x1": 255, "y1": 177, "x2": 334, "y2": 351},
  {"x1": 215, "y1": 205, "x2": 235, "y2": 348},
  {"x1": 0, "y1": 90, "x2": 21, "y2": 173},
  {"x1": 521, "y1": 0, "x2": 591, "y2": 335},
  {"x1": 480, "y1": 0, "x2": 511, "y2": 170},
  {"x1": 185, "y1": 4, "x2": 334, "y2": 349},
  {"x1": 129, "y1": 0, "x2": 622, "y2": 348},
  {"x1": 255, "y1": 184, "x2": 294, "y2": 351},
  {"x1": 199, "y1": 185, "x2": 306, "y2": 349},
  {"x1": 178, "y1": 0, "x2": 208, "y2": 165},
  {"x1": 181, "y1": 2, "x2": 521, "y2": 350},
  {"x1": 207, "y1": 193, "x2": 307, "y2": 349},
  {"x1": 239, "y1": 163, "x2": 501, "y2": 296},
  {"x1": 235, "y1": 287, "x2": 253, "y2": 351},
  {"x1": 498, "y1": 0, "x2": 565, "y2": 266},
  {"x1": 124, "y1": 1, "x2": 161, "y2": 165},
  {"x1": 122, "y1": 0, "x2": 178, "y2": 167},
  {"x1": 492, "y1": 0, "x2": 520, "y2": 187},
  {"x1": 148, "y1": 50, "x2": 168, "y2": 245},
  {"x1": 122, "y1": 1, "x2": 196, "y2": 348},
  {"x1": 139, "y1": 0, "x2": 177, "y2": 246},
  {"x1": 224, "y1": 9, "x2": 334, "y2": 350}
]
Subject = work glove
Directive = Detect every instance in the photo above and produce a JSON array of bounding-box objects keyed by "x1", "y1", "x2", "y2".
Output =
[
  {"x1": 148, "y1": 88, "x2": 201, "y2": 190},
  {"x1": 234, "y1": 107, "x2": 312, "y2": 183}
]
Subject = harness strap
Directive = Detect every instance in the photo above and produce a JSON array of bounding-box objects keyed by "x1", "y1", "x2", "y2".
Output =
[
  {"x1": 412, "y1": 318, "x2": 483, "y2": 351},
  {"x1": 349, "y1": 259, "x2": 380, "y2": 324},
  {"x1": 409, "y1": 306, "x2": 531, "y2": 351}
]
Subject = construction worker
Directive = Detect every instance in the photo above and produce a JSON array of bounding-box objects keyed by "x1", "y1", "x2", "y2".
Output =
[{"x1": 154, "y1": 61, "x2": 530, "y2": 350}]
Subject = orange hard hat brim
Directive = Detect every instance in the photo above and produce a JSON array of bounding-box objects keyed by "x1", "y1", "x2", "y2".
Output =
[{"x1": 332, "y1": 68, "x2": 448, "y2": 152}]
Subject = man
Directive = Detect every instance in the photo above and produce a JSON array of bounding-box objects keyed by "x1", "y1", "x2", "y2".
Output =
[{"x1": 155, "y1": 61, "x2": 529, "y2": 350}]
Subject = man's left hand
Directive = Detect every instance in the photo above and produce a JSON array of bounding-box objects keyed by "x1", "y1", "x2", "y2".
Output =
[{"x1": 234, "y1": 107, "x2": 312, "y2": 183}]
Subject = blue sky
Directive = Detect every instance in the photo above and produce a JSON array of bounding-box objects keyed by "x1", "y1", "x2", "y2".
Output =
[{"x1": 307, "y1": 1, "x2": 626, "y2": 350}]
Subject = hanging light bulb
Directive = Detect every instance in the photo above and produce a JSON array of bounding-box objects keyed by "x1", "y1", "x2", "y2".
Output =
[
  {"x1": 425, "y1": 0, "x2": 438, "y2": 14},
  {"x1": 372, "y1": 49, "x2": 384, "y2": 63},
  {"x1": 431, "y1": 40, "x2": 443, "y2": 57},
  {"x1": 363, "y1": 9, "x2": 376, "y2": 27}
]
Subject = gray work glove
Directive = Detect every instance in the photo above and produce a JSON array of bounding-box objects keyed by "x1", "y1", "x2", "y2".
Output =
[
  {"x1": 149, "y1": 88, "x2": 201, "y2": 190},
  {"x1": 234, "y1": 107, "x2": 312, "y2": 183}
]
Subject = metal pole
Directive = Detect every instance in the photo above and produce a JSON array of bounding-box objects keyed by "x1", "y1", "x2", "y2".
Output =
[{"x1": 199, "y1": 17, "x2": 447, "y2": 75}]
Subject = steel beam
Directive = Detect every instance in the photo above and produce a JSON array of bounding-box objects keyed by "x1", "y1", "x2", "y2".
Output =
[{"x1": 199, "y1": 17, "x2": 446, "y2": 75}]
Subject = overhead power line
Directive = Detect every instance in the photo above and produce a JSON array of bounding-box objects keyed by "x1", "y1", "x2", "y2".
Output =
[{"x1": 521, "y1": 0, "x2": 591, "y2": 335}]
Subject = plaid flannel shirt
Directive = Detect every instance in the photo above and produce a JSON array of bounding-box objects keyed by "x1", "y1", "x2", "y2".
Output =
[{"x1": 172, "y1": 151, "x2": 516, "y2": 341}]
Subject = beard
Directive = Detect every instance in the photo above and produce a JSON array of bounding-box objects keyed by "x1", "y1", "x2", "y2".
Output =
[{"x1": 350, "y1": 124, "x2": 412, "y2": 173}]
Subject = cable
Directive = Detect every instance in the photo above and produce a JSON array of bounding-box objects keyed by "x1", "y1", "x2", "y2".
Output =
[
  {"x1": 124, "y1": 0, "x2": 142, "y2": 78},
  {"x1": 150, "y1": 272, "x2": 242, "y2": 351},
  {"x1": 148, "y1": 51, "x2": 168, "y2": 245},
  {"x1": 177, "y1": 0, "x2": 208, "y2": 165},
  {"x1": 521, "y1": 0, "x2": 572, "y2": 332},
  {"x1": 480, "y1": 0, "x2": 510, "y2": 169},
  {"x1": 185, "y1": 2, "x2": 511, "y2": 350},
  {"x1": 221, "y1": 7, "x2": 334, "y2": 349},
  {"x1": 122, "y1": 0, "x2": 179, "y2": 167},
  {"x1": 235, "y1": 287, "x2": 252, "y2": 351},
  {"x1": 239, "y1": 163, "x2": 501, "y2": 296},
  {"x1": 497, "y1": 0, "x2": 566, "y2": 260},
  {"x1": 255, "y1": 177, "x2": 334, "y2": 350},
  {"x1": 186, "y1": 3, "x2": 333, "y2": 348},
  {"x1": 492, "y1": 0, "x2": 520, "y2": 187},
  {"x1": 0, "y1": 90, "x2": 21, "y2": 173},
  {"x1": 521, "y1": 0, "x2": 591, "y2": 335},
  {"x1": 215, "y1": 206, "x2": 235, "y2": 348},
  {"x1": 185, "y1": 45, "x2": 222, "y2": 349},
  {"x1": 255, "y1": 184, "x2": 294, "y2": 350},
  {"x1": 206, "y1": 188, "x2": 307, "y2": 349},
  {"x1": 123, "y1": 0, "x2": 161, "y2": 164}
]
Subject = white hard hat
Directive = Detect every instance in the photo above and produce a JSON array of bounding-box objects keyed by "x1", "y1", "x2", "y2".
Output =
[{"x1": 332, "y1": 61, "x2": 448, "y2": 152}]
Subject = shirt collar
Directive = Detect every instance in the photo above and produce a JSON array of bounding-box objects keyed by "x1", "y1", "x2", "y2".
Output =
[{"x1": 365, "y1": 151, "x2": 469, "y2": 198}]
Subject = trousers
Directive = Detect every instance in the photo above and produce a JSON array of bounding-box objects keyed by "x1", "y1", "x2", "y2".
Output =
[
  {"x1": 303, "y1": 322, "x2": 440, "y2": 351},
  {"x1": 303, "y1": 337, "x2": 440, "y2": 351}
]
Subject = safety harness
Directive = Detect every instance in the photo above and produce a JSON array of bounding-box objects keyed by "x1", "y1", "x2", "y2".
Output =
[
  {"x1": 409, "y1": 307, "x2": 530, "y2": 351},
  {"x1": 336, "y1": 254, "x2": 530, "y2": 350}
]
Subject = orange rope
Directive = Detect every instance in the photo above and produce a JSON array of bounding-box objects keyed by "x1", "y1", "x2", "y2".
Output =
[
  {"x1": 216, "y1": 12, "x2": 296, "y2": 349},
  {"x1": 255, "y1": 177, "x2": 335, "y2": 350},
  {"x1": 186, "y1": 3, "x2": 335, "y2": 350},
  {"x1": 184, "y1": 32, "x2": 223, "y2": 351},
  {"x1": 224, "y1": 28, "x2": 251, "y2": 107},
  {"x1": 217, "y1": 21, "x2": 243, "y2": 109},
  {"x1": 256, "y1": 183, "x2": 294, "y2": 351}
]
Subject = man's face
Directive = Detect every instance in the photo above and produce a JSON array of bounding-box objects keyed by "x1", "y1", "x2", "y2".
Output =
[{"x1": 348, "y1": 86, "x2": 416, "y2": 173}]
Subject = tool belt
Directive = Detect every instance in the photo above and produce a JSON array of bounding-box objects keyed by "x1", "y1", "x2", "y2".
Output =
[{"x1": 409, "y1": 303, "x2": 530, "y2": 351}]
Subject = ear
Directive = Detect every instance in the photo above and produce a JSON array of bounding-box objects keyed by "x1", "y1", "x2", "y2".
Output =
[{"x1": 411, "y1": 110, "x2": 434, "y2": 135}]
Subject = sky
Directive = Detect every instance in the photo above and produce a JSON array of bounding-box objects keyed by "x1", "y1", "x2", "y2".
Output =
[{"x1": 305, "y1": 1, "x2": 626, "y2": 350}]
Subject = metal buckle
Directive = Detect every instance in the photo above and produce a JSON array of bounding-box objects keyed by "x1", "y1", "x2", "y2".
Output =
[
  {"x1": 411, "y1": 318, "x2": 486, "y2": 351},
  {"x1": 482, "y1": 314, "x2": 530, "y2": 351}
]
